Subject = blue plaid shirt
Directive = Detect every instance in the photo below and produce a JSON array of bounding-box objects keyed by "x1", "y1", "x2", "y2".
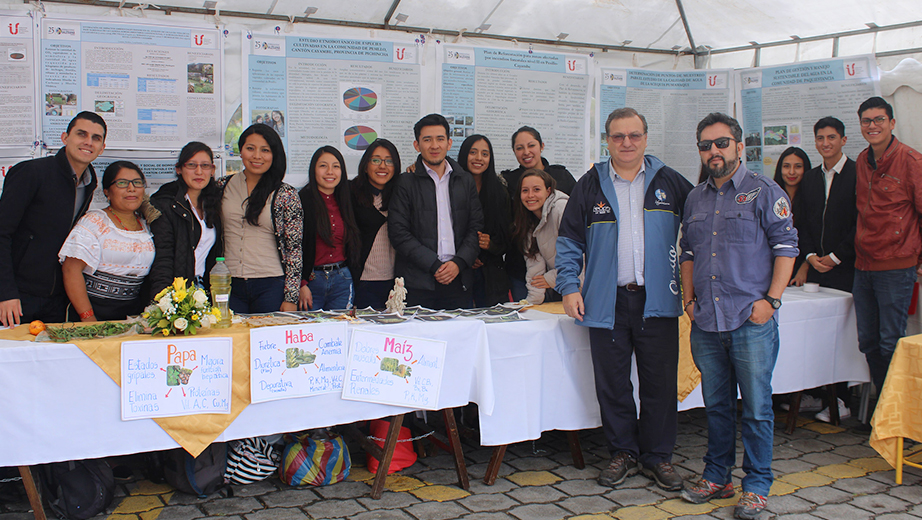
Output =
[{"x1": 679, "y1": 163, "x2": 798, "y2": 333}]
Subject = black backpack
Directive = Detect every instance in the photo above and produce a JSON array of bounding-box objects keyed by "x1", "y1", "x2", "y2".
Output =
[
  {"x1": 163, "y1": 443, "x2": 227, "y2": 498},
  {"x1": 40, "y1": 459, "x2": 115, "y2": 520}
]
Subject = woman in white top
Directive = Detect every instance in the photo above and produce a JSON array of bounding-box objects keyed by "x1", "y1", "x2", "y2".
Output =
[
  {"x1": 511, "y1": 168, "x2": 569, "y2": 305},
  {"x1": 60, "y1": 161, "x2": 156, "y2": 321}
]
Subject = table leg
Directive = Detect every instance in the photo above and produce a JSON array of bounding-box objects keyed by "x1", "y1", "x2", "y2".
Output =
[
  {"x1": 440, "y1": 408, "x2": 470, "y2": 490},
  {"x1": 369, "y1": 415, "x2": 405, "y2": 499},
  {"x1": 565, "y1": 431, "x2": 585, "y2": 469},
  {"x1": 17, "y1": 466, "x2": 47, "y2": 520},
  {"x1": 785, "y1": 391, "x2": 803, "y2": 434},
  {"x1": 826, "y1": 384, "x2": 840, "y2": 425},
  {"x1": 896, "y1": 436, "x2": 904, "y2": 485},
  {"x1": 483, "y1": 445, "x2": 507, "y2": 485}
]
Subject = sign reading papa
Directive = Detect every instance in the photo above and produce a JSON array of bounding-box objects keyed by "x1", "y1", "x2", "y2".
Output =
[
  {"x1": 342, "y1": 329, "x2": 446, "y2": 410},
  {"x1": 120, "y1": 337, "x2": 233, "y2": 421},
  {"x1": 249, "y1": 322, "x2": 348, "y2": 403}
]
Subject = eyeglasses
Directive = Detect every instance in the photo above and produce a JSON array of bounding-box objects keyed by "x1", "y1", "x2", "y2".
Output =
[
  {"x1": 609, "y1": 133, "x2": 646, "y2": 144},
  {"x1": 696, "y1": 137, "x2": 736, "y2": 152},
  {"x1": 183, "y1": 162, "x2": 216, "y2": 172},
  {"x1": 370, "y1": 158, "x2": 394, "y2": 166},
  {"x1": 860, "y1": 116, "x2": 888, "y2": 127},
  {"x1": 110, "y1": 179, "x2": 146, "y2": 188}
]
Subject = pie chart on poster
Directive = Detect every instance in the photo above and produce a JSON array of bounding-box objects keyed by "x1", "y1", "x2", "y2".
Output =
[
  {"x1": 343, "y1": 87, "x2": 378, "y2": 112},
  {"x1": 344, "y1": 125, "x2": 378, "y2": 151}
]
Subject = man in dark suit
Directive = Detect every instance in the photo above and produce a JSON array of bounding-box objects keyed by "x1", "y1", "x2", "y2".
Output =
[{"x1": 796, "y1": 116, "x2": 857, "y2": 422}]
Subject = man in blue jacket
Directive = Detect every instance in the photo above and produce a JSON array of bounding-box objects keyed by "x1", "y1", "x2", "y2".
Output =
[
  {"x1": 0, "y1": 111, "x2": 107, "y2": 326},
  {"x1": 557, "y1": 107, "x2": 692, "y2": 491},
  {"x1": 679, "y1": 113, "x2": 797, "y2": 520}
]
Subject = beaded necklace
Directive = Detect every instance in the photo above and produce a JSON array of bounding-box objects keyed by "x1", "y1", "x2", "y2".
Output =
[{"x1": 105, "y1": 206, "x2": 142, "y2": 231}]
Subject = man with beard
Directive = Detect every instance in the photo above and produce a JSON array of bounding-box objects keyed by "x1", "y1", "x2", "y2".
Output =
[
  {"x1": 389, "y1": 113, "x2": 483, "y2": 309},
  {"x1": 678, "y1": 113, "x2": 797, "y2": 520}
]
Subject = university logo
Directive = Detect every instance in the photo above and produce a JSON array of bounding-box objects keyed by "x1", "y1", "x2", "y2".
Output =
[
  {"x1": 735, "y1": 187, "x2": 761, "y2": 204},
  {"x1": 592, "y1": 201, "x2": 612, "y2": 215},
  {"x1": 8, "y1": 23, "x2": 19, "y2": 35},
  {"x1": 654, "y1": 189, "x2": 669, "y2": 206}
]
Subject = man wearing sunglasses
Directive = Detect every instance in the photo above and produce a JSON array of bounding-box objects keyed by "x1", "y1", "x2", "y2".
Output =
[
  {"x1": 0, "y1": 111, "x2": 107, "y2": 327},
  {"x1": 852, "y1": 96, "x2": 922, "y2": 395},
  {"x1": 678, "y1": 113, "x2": 797, "y2": 520},
  {"x1": 557, "y1": 107, "x2": 693, "y2": 492}
]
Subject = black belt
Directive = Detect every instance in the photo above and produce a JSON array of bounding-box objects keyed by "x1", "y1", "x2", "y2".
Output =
[
  {"x1": 619, "y1": 283, "x2": 643, "y2": 292},
  {"x1": 314, "y1": 261, "x2": 346, "y2": 272}
]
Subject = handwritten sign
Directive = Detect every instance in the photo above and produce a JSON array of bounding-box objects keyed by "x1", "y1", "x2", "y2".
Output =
[
  {"x1": 342, "y1": 329, "x2": 446, "y2": 410},
  {"x1": 120, "y1": 337, "x2": 233, "y2": 421},
  {"x1": 249, "y1": 323, "x2": 347, "y2": 403}
]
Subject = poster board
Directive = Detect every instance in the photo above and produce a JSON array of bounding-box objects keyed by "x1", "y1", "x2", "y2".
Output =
[
  {"x1": 0, "y1": 13, "x2": 38, "y2": 148},
  {"x1": 597, "y1": 68, "x2": 733, "y2": 184},
  {"x1": 244, "y1": 33, "x2": 422, "y2": 186},
  {"x1": 41, "y1": 16, "x2": 224, "y2": 150},
  {"x1": 120, "y1": 337, "x2": 233, "y2": 421},
  {"x1": 249, "y1": 322, "x2": 348, "y2": 403},
  {"x1": 438, "y1": 44, "x2": 592, "y2": 176},
  {"x1": 735, "y1": 55, "x2": 880, "y2": 174},
  {"x1": 342, "y1": 329, "x2": 446, "y2": 410}
]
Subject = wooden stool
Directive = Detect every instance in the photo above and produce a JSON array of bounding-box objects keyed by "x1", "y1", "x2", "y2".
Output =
[
  {"x1": 483, "y1": 430, "x2": 585, "y2": 485},
  {"x1": 784, "y1": 384, "x2": 840, "y2": 434},
  {"x1": 17, "y1": 466, "x2": 46, "y2": 520}
]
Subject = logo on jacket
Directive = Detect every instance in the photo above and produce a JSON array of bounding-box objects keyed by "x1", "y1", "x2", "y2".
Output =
[
  {"x1": 735, "y1": 187, "x2": 761, "y2": 204},
  {"x1": 773, "y1": 197, "x2": 790, "y2": 219},
  {"x1": 654, "y1": 189, "x2": 669, "y2": 206},
  {"x1": 592, "y1": 201, "x2": 612, "y2": 215}
]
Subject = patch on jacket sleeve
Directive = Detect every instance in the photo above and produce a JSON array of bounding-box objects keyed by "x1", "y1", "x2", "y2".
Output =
[
  {"x1": 773, "y1": 196, "x2": 790, "y2": 219},
  {"x1": 735, "y1": 187, "x2": 761, "y2": 204}
]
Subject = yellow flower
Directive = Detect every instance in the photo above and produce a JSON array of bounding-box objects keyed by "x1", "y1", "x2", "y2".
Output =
[
  {"x1": 192, "y1": 313, "x2": 199, "y2": 321},
  {"x1": 175, "y1": 288, "x2": 187, "y2": 302},
  {"x1": 172, "y1": 277, "x2": 188, "y2": 292},
  {"x1": 162, "y1": 329, "x2": 169, "y2": 336},
  {"x1": 211, "y1": 308, "x2": 221, "y2": 318},
  {"x1": 155, "y1": 286, "x2": 170, "y2": 301}
]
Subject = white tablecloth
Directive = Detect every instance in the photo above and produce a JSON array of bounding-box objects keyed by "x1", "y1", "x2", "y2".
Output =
[
  {"x1": 478, "y1": 286, "x2": 869, "y2": 446},
  {"x1": 0, "y1": 320, "x2": 492, "y2": 467}
]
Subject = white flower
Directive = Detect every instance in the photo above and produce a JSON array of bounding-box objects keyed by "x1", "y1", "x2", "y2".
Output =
[
  {"x1": 192, "y1": 289, "x2": 208, "y2": 308},
  {"x1": 174, "y1": 318, "x2": 188, "y2": 331},
  {"x1": 157, "y1": 295, "x2": 173, "y2": 313},
  {"x1": 200, "y1": 315, "x2": 212, "y2": 328}
]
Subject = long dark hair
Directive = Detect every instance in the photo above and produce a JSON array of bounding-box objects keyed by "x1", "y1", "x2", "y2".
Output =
[
  {"x1": 175, "y1": 141, "x2": 220, "y2": 229},
  {"x1": 352, "y1": 139, "x2": 400, "y2": 210},
  {"x1": 237, "y1": 124, "x2": 287, "y2": 226},
  {"x1": 511, "y1": 168, "x2": 556, "y2": 258},
  {"x1": 458, "y1": 134, "x2": 497, "y2": 178},
  {"x1": 773, "y1": 146, "x2": 812, "y2": 189},
  {"x1": 307, "y1": 146, "x2": 360, "y2": 266}
]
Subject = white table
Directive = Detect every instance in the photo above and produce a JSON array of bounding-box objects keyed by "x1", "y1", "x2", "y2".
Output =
[{"x1": 478, "y1": 286, "x2": 869, "y2": 446}]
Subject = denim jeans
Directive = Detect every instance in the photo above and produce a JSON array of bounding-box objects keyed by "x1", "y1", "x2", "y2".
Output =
[
  {"x1": 308, "y1": 266, "x2": 354, "y2": 311},
  {"x1": 690, "y1": 318, "x2": 779, "y2": 497},
  {"x1": 229, "y1": 276, "x2": 285, "y2": 314},
  {"x1": 853, "y1": 267, "x2": 916, "y2": 391}
]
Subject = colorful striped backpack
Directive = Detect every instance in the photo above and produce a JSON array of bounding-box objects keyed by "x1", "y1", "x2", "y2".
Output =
[{"x1": 279, "y1": 431, "x2": 351, "y2": 486}]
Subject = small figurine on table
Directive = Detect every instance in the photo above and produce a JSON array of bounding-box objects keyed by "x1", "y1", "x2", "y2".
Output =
[{"x1": 385, "y1": 277, "x2": 407, "y2": 315}]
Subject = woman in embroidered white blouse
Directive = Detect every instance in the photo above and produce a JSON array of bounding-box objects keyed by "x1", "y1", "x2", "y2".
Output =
[{"x1": 60, "y1": 161, "x2": 156, "y2": 322}]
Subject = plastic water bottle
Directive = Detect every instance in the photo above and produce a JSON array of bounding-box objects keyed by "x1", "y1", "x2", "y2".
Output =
[{"x1": 210, "y1": 257, "x2": 232, "y2": 328}]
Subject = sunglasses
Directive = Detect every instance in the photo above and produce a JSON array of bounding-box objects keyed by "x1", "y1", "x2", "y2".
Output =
[
  {"x1": 110, "y1": 179, "x2": 147, "y2": 188},
  {"x1": 696, "y1": 137, "x2": 736, "y2": 152}
]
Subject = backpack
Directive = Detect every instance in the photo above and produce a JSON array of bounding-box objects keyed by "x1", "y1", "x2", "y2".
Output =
[
  {"x1": 40, "y1": 459, "x2": 115, "y2": 520},
  {"x1": 224, "y1": 437, "x2": 279, "y2": 485},
  {"x1": 163, "y1": 443, "x2": 227, "y2": 498}
]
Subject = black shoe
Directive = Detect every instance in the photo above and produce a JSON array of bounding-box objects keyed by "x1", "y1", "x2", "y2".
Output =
[
  {"x1": 598, "y1": 452, "x2": 638, "y2": 487},
  {"x1": 642, "y1": 461, "x2": 684, "y2": 491}
]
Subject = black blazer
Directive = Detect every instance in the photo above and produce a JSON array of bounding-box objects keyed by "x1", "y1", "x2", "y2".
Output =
[
  {"x1": 798, "y1": 158, "x2": 857, "y2": 292},
  {"x1": 350, "y1": 182, "x2": 388, "y2": 282}
]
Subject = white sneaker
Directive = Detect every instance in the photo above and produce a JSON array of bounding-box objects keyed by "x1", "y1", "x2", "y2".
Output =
[
  {"x1": 781, "y1": 394, "x2": 823, "y2": 412},
  {"x1": 815, "y1": 399, "x2": 851, "y2": 423}
]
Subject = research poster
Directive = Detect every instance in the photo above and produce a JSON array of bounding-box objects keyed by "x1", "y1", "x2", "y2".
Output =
[
  {"x1": 244, "y1": 34, "x2": 422, "y2": 186},
  {"x1": 0, "y1": 14, "x2": 37, "y2": 147},
  {"x1": 249, "y1": 322, "x2": 348, "y2": 403},
  {"x1": 736, "y1": 55, "x2": 880, "y2": 175},
  {"x1": 121, "y1": 337, "x2": 233, "y2": 421},
  {"x1": 86, "y1": 154, "x2": 220, "y2": 210},
  {"x1": 41, "y1": 17, "x2": 224, "y2": 150},
  {"x1": 342, "y1": 329, "x2": 446, "y2": 410},
  {"x1": 597, "y1": 68, "x2": 732, "y2": 183},
  {"x1": 439, "y1": 45, "x2": 592, "y2": 175}
]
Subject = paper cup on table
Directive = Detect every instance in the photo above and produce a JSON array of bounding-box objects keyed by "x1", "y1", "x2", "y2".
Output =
[{"x1": 803, "y1": 282, "x2": 820, "y2": 293}]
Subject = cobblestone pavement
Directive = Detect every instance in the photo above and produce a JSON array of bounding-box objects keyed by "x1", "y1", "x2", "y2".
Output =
[{"x1": 2, "y1": 407, "x2": 920, "y2": 520}]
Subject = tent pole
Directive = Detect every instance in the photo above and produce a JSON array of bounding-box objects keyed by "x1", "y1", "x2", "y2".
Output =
[
  {"x1": 383, "y1": 0, "x2": 401, "y2": 30},
  {"x1": 674, "y1": 0, "x2": 698, "y2": 61}
]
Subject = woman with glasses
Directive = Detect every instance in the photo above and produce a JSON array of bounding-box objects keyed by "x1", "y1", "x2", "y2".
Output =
[
  {"x1": 350, "y1": 139, "x2": 400, "y2": 309},
  {"x1": 219, "y1": 124, "x2": 302, "y2": 314},
  {"x1": 501, "y1": 126, "x2": 577, "y2": 301},
  {"x1": 148, "y1": 142, "x2": 223, "y2": 298},
  {"x1": 60, "y1": 161, "x2": 156, "y2": 321}
]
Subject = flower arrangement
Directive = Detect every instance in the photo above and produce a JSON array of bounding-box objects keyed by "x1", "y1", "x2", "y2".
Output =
[{"x1": 143, "y1": 277, "x2": 220, "y2": 336}]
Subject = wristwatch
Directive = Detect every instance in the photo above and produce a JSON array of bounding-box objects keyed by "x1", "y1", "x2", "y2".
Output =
[{"x1": 764, "y1": 295, "x2": 782, "y2": 309}]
